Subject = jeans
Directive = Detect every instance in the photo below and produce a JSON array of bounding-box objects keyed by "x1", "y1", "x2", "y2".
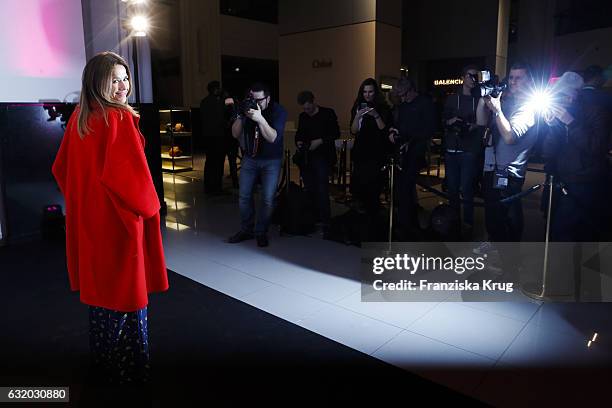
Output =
[
  {"x1": 445, "y1": 151, "x2": 477, "y2": 226},
  {"x1": 299, "y1": 155, "x2": 331, "y2": 225},
  {"x1": 239, "y1": 156, "x2": 282, "y2": 235}
]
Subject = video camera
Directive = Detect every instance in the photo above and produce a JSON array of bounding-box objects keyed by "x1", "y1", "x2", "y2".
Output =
[{"x1": 470, "y1": 70, "x2": 507, "y2": 98}]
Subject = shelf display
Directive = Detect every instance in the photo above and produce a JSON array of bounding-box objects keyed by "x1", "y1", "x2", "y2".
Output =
[{"x1": 159, "y1": 108, "x2": 194, "y2": 173}]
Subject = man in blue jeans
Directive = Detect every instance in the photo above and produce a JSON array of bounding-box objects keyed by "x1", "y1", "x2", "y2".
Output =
[
  {"x1": 227, "y1": 83, "x2": 287, "y2": 247},
  {"x1": 442, "y1": 65, "x2": 482, "y2": 238}
]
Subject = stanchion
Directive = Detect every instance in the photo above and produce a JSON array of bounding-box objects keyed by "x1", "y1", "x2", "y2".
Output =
[
  {"x1": 277, "y1": 149, "x2": 291, "y2": 236},
  {"x1": 382, "y1": 156, "x2": 401, "y2": 253},
  {"x1": 521, "y1": 174, "x2": 559, "y2": 300},
  {"x1": 334, "y1": 139, "x2": 351, "y2": 203},
  {"x1": 521, "y1": 175, "x2": 583, "y2": 301}
]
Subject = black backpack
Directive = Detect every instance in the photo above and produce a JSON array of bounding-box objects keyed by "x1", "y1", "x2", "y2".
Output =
[{"x1": 273, "y1": 181, "x2": 317, "y2": 235}]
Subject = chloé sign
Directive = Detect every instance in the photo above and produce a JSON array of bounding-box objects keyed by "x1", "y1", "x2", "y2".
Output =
[
  {"x1": 312, "y1": 59, "x2": 333, "y2": 69},
  {"x1": 434, "y1": 78, "x2": 464, "y2": 86}
]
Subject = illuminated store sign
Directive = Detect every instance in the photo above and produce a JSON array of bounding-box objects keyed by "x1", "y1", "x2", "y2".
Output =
[{"x1": 434, "y1": 78, "x2": 464, "y2": 86}]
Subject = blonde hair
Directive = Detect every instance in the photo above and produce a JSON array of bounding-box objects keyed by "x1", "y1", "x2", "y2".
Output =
[{"x1": 77, "y1": 52, "x2": 138, "y2": 138}]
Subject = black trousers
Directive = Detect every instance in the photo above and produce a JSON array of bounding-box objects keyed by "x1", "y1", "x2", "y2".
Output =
[
  {"x1": 351, "y1": 158, "x2": 384, "y2": 215},
  {"x1": 204, "y1": 143, "x2": 226, "y2": 193},
  {"x1": 549, "y1": 181, "x2": 603, "y2": 300},
  {"x1": 299, "y1": 155, "x2": 331, "y2": 225},
  {"x1": 483, "y1": 171, "x2": 525, "y2": 242},
  {"x1": 483, "y1": 171, "x2": 525, "y2": 279},
  {"x1": 396, "y1": 154, "x2": 420, "y2": 231},
  {"x1": 225, "y1": 140, "x2": 239, "y2": 188}
]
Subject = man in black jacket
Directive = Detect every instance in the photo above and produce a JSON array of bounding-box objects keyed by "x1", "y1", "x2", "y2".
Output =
[
  {"x1": 543, "y1": 71, "x2": 610, "y2": 241},
  {"x1": 541, "y1": 71, "x2": 610, "y2": 300},
  {"x1": 200, "y1": 81, "x2": 226, "y2": 194},
  {"x1": 442, "y1": 65, "x2": 482, "y2": 236},
  {"x1": 295, "y1": 91, "x2": 340, "y2": 230},
  {"x1": 389, "y1": 78, "x2": 435, "y2": 238}
]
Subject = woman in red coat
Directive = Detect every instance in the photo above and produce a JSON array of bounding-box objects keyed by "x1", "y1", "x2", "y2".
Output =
[{"x1": 52, "y1": 52, "x2": 168, "y2": 385}]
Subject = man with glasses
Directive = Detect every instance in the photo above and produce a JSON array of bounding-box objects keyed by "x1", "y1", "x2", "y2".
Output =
[
  {"x1": 228, "y1": 83, "x2": 288, "y2": 247},
  {"x1": 442, "y1": 65, "x2": 482, "y2": 238},
  {"x1": 474, "y1": 62, "x2": 538, "y2": 282}
]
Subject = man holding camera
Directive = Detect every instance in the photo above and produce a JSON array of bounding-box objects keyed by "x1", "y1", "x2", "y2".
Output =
[
  {"x1": 543, "y1": 71, "x2": 609, "y2": 242},
  {"x1": 294, "y1": 91, "x2": 340, "y2": 232},
  {"x1": 443, "y1": 65, "x2": 483, "y2": 236},
  {"x1": 475, "y1": 62, "x2": 538, "y2": 279},
  {"x1": 227, "y1": 83, "x2": 287, "y2": 247},
  {"x1": 389, "y1": 78, "x2": 435, "y2": 238}
]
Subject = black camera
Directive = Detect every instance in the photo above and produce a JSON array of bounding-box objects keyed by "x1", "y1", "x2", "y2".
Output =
[
  {"x1": 292, "y1": 141, "x2": 310, "y2": 167},
  {"x1": 471, "y1": 70, "x2": 507, "y2": 98},
  {"x1": 449, "y1": 119, "x2": 471, "y2": 135},
  {"x1": 238, "y1": 97, "x2": 259, "y2": 114}
]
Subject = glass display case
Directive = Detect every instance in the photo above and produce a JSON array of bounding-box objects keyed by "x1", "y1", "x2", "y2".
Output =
[{"x1": 159, "y1": 108, "x2": 193, "y2": 173}]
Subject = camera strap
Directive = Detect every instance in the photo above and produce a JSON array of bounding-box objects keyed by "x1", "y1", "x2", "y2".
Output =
[
  {"x1": 252, "y1": 125, "x2": 260, "y2": 157},
  {"x1": 456, "y1": 94, "x2": 476, "y2": 118},
  {"x1": 490, "y1": 123, "x2": 509, "y2": 189}
]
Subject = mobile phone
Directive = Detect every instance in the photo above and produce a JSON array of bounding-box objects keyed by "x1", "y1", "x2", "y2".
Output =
[{"x1": 360, "y1": 102, "x2": 368, "y2": 110}]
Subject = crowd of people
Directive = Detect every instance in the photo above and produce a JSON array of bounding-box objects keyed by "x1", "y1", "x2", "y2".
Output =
[{"x1": 201, "y1": 63, "x2": 611, "y2": 260}]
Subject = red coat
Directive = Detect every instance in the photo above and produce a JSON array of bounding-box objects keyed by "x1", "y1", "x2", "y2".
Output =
[{"x1": 52, "y1": 107, "x2": 168, "y2": 312}]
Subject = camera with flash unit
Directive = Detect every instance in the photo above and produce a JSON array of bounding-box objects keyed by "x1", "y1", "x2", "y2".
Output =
[{"x1": 470, "y1": 70, "x2": 507, "y2": 98}]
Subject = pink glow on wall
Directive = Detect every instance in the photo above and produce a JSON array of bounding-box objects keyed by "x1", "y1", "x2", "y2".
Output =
[{"x1": 0, "y1": 0, "x2": 86, "y2": 102}]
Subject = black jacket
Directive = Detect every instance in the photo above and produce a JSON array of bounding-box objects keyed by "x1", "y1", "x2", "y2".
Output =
[
  {"x1": 543, "y1": 98, "x2": 610, "y2": 183},
  {"x1": 394, "y1": 95, "x2": 435, "y2": 159},
  {"x1": 351, "y1": 103, "x2": 392, "y2": 163},
  {"x1": 442, "y1": 90, "x2": 482, "y2": 154},
  {"x1": 295, "y1": 106, "x2": 340, "y2": 165}
]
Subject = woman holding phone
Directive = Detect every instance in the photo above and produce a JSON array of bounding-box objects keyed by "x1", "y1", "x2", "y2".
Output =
[{"x1": 349, "y1": 78, "x2": 391, "y2": 218}]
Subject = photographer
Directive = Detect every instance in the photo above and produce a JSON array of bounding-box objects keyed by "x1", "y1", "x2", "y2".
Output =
[
  {"x1": 227, "y1": 83, "x2": 287, "y2": 247},
  {"x1": 294, "y1": 91, "x2": 340, "y2": 231},
  {"x1": 475, "y1": 62, "x2": 538, "y2": 279},
  {"x1": 542, "y1": 71, "x2": 610, "y2": 242},
  {"x1": 442, "y1": 65, "x2": 483, "y2": 235},
  {"x1": 389, "y1": 78, "x2": 435, "y2": 238}
]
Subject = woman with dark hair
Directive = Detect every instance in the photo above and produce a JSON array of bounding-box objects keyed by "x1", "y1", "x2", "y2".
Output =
[
  {"x1": 349, "y1": 78, "x2": 391, "y2": 216},
  {"x1": 52, "y1": 51, "x2": 168, "y2": 386}
]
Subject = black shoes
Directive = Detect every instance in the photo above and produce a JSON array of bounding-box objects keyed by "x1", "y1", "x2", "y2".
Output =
[
  {"x1": 256, "y1": 234, "x2": 269, "y2": 247},
  {"x1": 227, "y1": 231, "x2": 253, "y2": 243},
  {"x1": 227, "y1": 231, "x2": 268, "y2": 247}
]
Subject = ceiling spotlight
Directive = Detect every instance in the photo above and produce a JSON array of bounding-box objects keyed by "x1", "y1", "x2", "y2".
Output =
[{"x1": 130, "y1": 15, "x2": 149, "y2": 36}]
